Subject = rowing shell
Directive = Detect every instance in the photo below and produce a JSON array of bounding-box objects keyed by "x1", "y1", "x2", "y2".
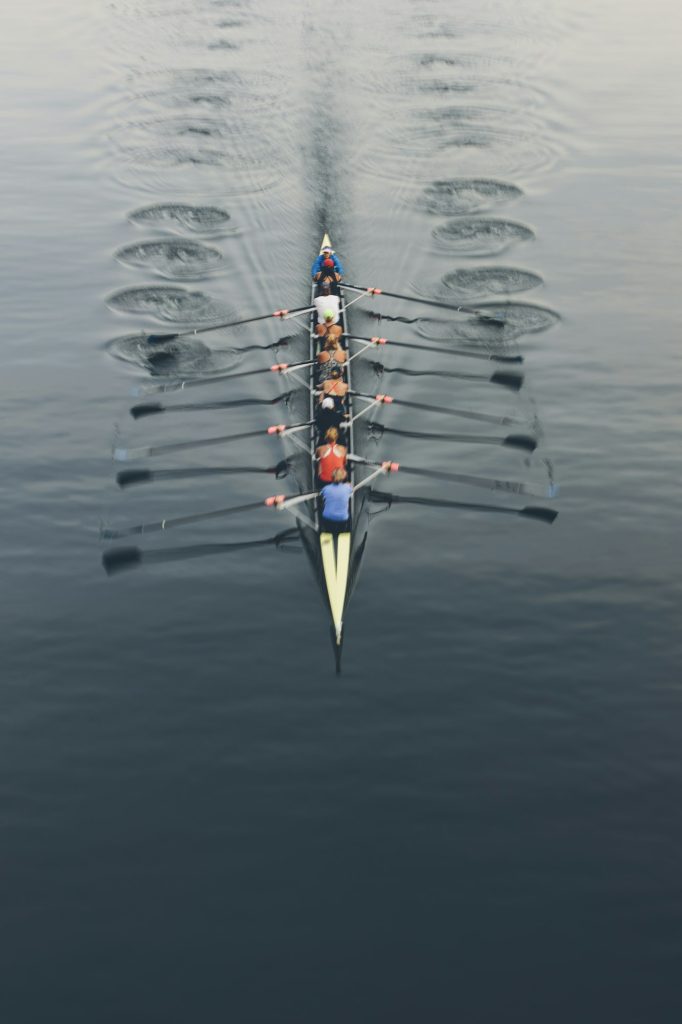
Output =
[{"x1": 291, "y1": 234, "x2": 369, "y2": 668}]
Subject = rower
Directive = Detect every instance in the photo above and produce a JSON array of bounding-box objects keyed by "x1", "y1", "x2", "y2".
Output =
[
  {"x1": 318, "y1": 367, "x2": 349, "y2": 414},
  {"x1": 311, "y1": 245, "x2": 344, "y2": 284},
  {"x1": 313, "y1": 283, "x2": 342, "y2": 339},
  {"x1": 315, "y1": 427, "x2": 347, "y2": 484},
  {"x1": 317, "y1": 333, "x2": 347, "y2": 380},
  {"x1": 317, "y1": 395, "x2": 345, "y2": 435},
  {"x1": 320, "y1": 467, "x2": 352, "y2": 534}
]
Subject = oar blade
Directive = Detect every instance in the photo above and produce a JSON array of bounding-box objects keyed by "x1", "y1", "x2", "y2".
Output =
[
  {"x1": 146, "y1": 332, "x2": 179, "y2": 344},
  {"x1": 492, "y1": 353, "x2": 523, "y2": 364},
  {"x1": 520, "y1": 506, "x2": 559, "y2": 524},
  {"x1": 130, "y1": 402, "x2": 163, "y2": 419},
  {"x1": 102, "y1": 546, "x2": 143, "y2": 575},
  {"x1": 116, "y1": 469, "x2": 153, "y2": 488},
  {"x1": 491, "y1": 371, "x2": 524, "y2": 391},
  {"x1": 503, "y1": 434, "x2": 537, "y2": 452}
]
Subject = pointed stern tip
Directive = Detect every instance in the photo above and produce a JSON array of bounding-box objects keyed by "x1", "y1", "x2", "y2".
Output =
[{"x1": 331, "y1": 625, "x2": 344, "y2": 675}]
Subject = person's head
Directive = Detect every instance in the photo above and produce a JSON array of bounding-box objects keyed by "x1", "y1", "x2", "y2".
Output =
[
  {"x1": 332, "y1": 468, "x2": 347, "y2": 483},
  {"x1": 323, "y1": 309, "x2": 335, "y2": 325},
  {"x1": 330, "y1": 368, "x2": 341, "y2": 379},
  {"x1": 323, "y1": 335, "x2": 339, "y2": 351},
  {"x1": 323, "y1": 258, "x2": 334, "y2": 269},
  {"x1": 322, "y1": 246, "x2": 332, "y2": 255},
  {"x1": 321, "y1": 396, "x2": 335, "y2": 410},
  {"x1": 325, "y1": 427, "x2": 339, "y2": 443}
]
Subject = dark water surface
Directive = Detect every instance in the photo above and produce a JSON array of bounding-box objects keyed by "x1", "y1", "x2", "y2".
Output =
[{"x1": 3, "y1": 0, "x2": 682, "y2": 1020}]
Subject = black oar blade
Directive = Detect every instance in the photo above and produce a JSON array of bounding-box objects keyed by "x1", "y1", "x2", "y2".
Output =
[
  {"x1": 147, "y1": 332, "x2": 179, "y2": 344},
  {"x1": 491, "y1": 371, "x2": 524, "y2": 391},
  {"x1": 130, "y1": 402, "x2": 163, "y2": 419},
  {"x1": 116, "y1": 469, "x2": 153, "y2": 488},
  {"x1": 102, "y1": 546, "x2": 143, "y2": 575},
  {"x1": 520, "y1": 506, "x2": 559, "y2": 524},
  {"x1": 503, "y1": 434, "x2": 537, "y2": 452}
]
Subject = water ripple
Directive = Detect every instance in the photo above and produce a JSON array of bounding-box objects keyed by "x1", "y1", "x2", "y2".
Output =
[
  {"x1": 129, "y1": 203, "x2": 232, "y2": 235},
  {"x1": 114, "y1": 239, "x2": 224, "y2": 279},
  {"x1": 433, "y1": 218, "x2": 535, "y2": 256},
  {"x1": 106, "y1": 285, "x2": 229, "y2": 324},
  {"x1": 418, "y1": 179, "x2": 523, "y2": 216}
]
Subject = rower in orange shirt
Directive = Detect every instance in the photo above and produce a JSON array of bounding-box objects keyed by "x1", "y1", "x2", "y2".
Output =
[{"x1": 315, "y1": 428, "x2": 347, "y2": 483}]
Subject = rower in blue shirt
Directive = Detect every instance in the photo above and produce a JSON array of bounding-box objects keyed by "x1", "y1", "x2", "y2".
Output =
[
  {"x1": 311, "y1": 245, "x2": 344, "y2": 284},
  {"x1": 320, "y1": 468, "x2": 353, "y2": 534}
]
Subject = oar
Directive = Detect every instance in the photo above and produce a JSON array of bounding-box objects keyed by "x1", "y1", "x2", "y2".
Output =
[
  {"x1": 369, "y1": 490, "x2": 558, "y2": 523},
  {"x1": 102, "y1": 528, "x2": 300, "y2": 575},
  {"x1": 133, "y1": 360, "x2": 314, "y2": 397},
  {"x1": 101, "y1": 499, "x2": 272, "y2": 539},
  {"x1": 348, "y1": 455, "x2": 555, "y2": 499},
  {"x1": 370, "y1": 363, "x2": 524, "y2": 387},
  {"x1": 113, "y1": 421, "x2": 311, "y2": 461},
  {"x1": 347, "y1": 337, "x2": 522, "y2": 389},
  {"x1": 116, "y1": 459, "x2": 293, "y2": 488},
  {"x1": 349, "y1": 334, "x2": 522, "y2": 364},
  {"x1": 342, "y1": 284, "x2": 506, "y2": 325},
  {"x1": 130, "y1": 392, "x2": 294, "y2": 419},
  {"x1": 367, "y1": 422, "x2": 537, "y2": 452},
  {"x1": 145, "y1": 306, "x2": 314, "y2": 344},
  {"x1": 353, "y1": 392, "x2": 518, "y2": 425}
]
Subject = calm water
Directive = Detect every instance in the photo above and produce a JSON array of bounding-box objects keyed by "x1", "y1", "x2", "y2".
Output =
[{"x1": 2, "y1": 0, "x2": 682, "y2": 1020}]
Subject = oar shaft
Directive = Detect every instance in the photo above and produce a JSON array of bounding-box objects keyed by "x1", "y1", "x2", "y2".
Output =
[
  {"x1": 102, "y1": 500, "x2": 267, "y2": 538},
  {"x1": 348, "y1": 335, "x2": 521, "y2": 363},
  {"x1": 147, "y1": 305, "x2": 314, "y2": 344}
]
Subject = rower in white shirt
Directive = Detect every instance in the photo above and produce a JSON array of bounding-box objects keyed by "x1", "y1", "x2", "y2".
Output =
[{"x1": 313, "y1": 282, "x2": 342, "y2": 340}]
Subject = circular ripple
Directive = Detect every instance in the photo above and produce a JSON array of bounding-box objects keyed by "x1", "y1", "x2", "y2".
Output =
[
  {"x1": 440, "y1": 267, "x2": 542, "y2": 299},
  {"x1": 104, "y1": 333, "x2": 240, "y2": 377},
  {"x1": 416, "y1": 303, "x2": 560, "y2": 343},
  {"x1": 107, "y1": 108, "x2": 286, "y2": 196},
  {"x1": 419, "y1": 179, "x2": 523, "y2": 216},
  {"x1": 115, "y1": 239, "x2": 224, "y2": 279},
  {"x1": 129, "y1": 203, "x2": 231, "y2": 234},
  {"x1": 106, "y1": 285, "x2": 229, "y2": 324},
  {"x1": 433, "y1": 218, "x2": 534, "y2": 256}
]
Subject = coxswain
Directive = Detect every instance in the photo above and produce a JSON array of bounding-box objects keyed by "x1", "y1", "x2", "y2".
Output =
[
  {"x1": 315, "y1": 427, "x2": 347, "y2": 483},
  {"x1": 311, "y1": 245, "x2": 344, "y2": 284},
  {"x1": 320, "y1": 467, "x2": 353, "y2": 534},
  {"x1": 317, "y1": 334, "x2": 347, "y2": 380},
  {"x1": 313, "y1": 282, "x2": 342, "y2": 339}
]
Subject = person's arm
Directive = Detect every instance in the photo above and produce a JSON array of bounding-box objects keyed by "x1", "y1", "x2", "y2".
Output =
[
  {"x1": 334, "y1": 255, "x2": 344, "y2": 275},
  {"x1": 311, "y1": 256, "x2": 322, "y2": 277}
]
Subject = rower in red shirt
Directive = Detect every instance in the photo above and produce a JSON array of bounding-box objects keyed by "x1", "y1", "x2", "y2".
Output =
[{"x1": 315, "y1": 428, "x2": 347, "y2": 483}]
